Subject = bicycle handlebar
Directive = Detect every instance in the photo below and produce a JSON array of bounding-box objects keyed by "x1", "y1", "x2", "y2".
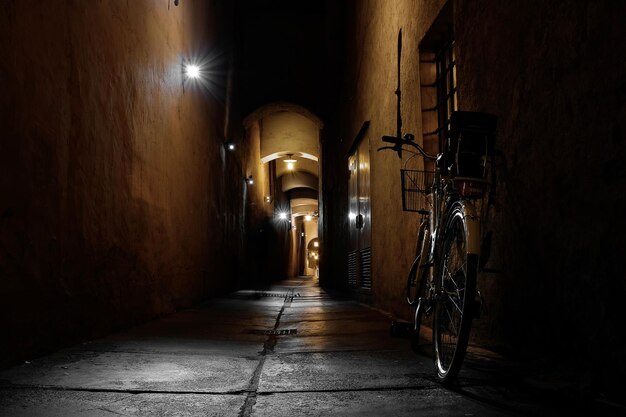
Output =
[{"x1": 379, "y1": 134, "x2": 437, "y2": 161}]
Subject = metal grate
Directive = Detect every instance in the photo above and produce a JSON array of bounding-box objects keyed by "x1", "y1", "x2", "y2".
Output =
[
  {"x1": 420, "y1": 5, "x2": 456, "y2": 172},
  {"x1": 348, "y1": 251, "x2": 358, "y2": 287},
  {"x1": 360, "y1": 247, "x2": 372, "y2": 289},
  {"x1": 249, "y1": 329, "x2": 297, "y2": 336}
]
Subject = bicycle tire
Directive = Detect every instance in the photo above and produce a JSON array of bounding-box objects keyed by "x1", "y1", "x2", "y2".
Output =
[
  {"x1": 433, "y1": 204, "x2": 478, "y2": 384},
  {"x1": 406, "y1": 220, "x2": 429, "y2": 305}
]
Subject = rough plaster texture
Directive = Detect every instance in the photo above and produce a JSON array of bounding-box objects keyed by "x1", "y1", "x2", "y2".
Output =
[
  {"x1": 324, "y1": 0, "x2": 626, "y2": 389},
  {"x1": 0, "y1": 0, "x2": 260, "y2": 367},
  {"x1": 323, "y1": 0, "x2": 446, "y2": 318}
]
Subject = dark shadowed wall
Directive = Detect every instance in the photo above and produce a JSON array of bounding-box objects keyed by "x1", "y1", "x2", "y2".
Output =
[
  {"x1": 0, "y1": 0, "x2": 261, "y2": 367},
  {"x1": 322, "y1": 0, "x2": 626, "y2": 391},
  {"x1": 455, "y1": 0, "x2": 626, "y2": 386}
]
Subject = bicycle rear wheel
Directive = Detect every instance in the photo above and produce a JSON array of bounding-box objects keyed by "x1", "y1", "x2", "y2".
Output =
[{"x1": 433, "y1": 205, "x2": 478, "y2": 384}]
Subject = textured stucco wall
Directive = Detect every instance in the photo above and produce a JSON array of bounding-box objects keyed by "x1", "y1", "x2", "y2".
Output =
[
  {"x1": 0, "y1": 0, "x2": 247, "y2": 366},
  {"x1": 326, "y1": 0, "x2": 626, "y2": 388},
  {"x1": 324, "y1": 0, "x2": 446, "y2": 317}
]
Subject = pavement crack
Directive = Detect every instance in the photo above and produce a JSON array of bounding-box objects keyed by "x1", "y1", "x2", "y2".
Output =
[
  {"x1": 240, "y1": 288, "x2": 294, "y2": 417},
  {"x1": 238, "y1": 356, "x2": 266, "y2": 417}
]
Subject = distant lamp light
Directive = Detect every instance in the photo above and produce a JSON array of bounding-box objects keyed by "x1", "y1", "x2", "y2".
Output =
[
  {"x1": 246, "y1": 176, "x2": 254, "y2": 185},
  {"x1": 278, "y1": 212, "x2": 288, "y2": 220},
  {"x1": 304, "y1": 215, "x2": 312, "y2": 221},
  {"x1": 224, "y1": 140, "x2": 235, "y2": 151},
  {"x1": 264, "y1": 196, "x2": 272, "y2": 203},
  {"x1": 314, "y1": 241, "x2": 319, "y2": 247},
  {"x1": 283, "y1": 154, "x2": 297, "y2": 171},
  {"x1": 185, "y1": 64, "x2": 201, "y2": 79}
]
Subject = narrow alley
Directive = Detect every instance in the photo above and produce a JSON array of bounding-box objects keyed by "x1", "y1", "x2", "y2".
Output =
[
  {"x1": 0, "y1": 277, "x2": 612, "y2": 416},
  {"x1": 2, "y1": 0, "x2": 626, "y2": 415}
]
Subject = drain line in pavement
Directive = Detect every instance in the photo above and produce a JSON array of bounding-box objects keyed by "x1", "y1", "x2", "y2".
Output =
[{"x1": 239, "y1": 288, "x2": 295, "y2": 417}]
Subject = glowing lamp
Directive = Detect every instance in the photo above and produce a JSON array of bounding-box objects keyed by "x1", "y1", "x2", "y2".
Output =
[
  {"x1": 283, "y1": 154, "x2": 297, "y2": 171},
  {"x1": 185, "y1": 64, "x2": 201, "y2": 79}
]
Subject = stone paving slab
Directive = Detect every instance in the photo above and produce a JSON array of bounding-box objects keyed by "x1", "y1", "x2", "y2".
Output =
[
  {"x1": 0, "y1": 351, "x2": 258, "y2": 393},
  {"x1": 103, "y1": 326, "x2": 270, "y2": 344},
  {"x1": 78, "y1": 337, "x2": 265, "y2": 357},
  {"x1": 251, "y1": 389, "x2": 525, "y2": 417},
  {"x1": 0, "y1": 389, "x2": 244, "y2": 417},
  {"x1": 271, "y1": 331, "x2": 409, "y2": 354},
  {"x1": 258, "y1": 350, "x2": 435, "y2": 393},
  {"x1": 280, "y1": 309, "x2": 386, "y2": 321},
  {"x1": 277, "y1": 317, "x2": 392, "y2": 337}
]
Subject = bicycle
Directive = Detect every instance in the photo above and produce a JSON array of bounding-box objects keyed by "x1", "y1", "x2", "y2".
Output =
[{"x1": 380, "y1": 111, "x2": 497, "y2": 384}]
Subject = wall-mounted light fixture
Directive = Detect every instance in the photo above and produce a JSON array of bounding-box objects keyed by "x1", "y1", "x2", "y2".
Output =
[
  {"x1": 185, "y1": 64, "x2": 201, "y2": 79},
  {"x1": 264, "y1": 196, "x2": 272, "y2": 203},
  {"x1": 246, "y1": 175, "x2": 254, "y2": 185},
  {"x1": 182, "y1": 59, "x2": 205, "y2": 92},
  {"x1": 223, "y1": 140, "x2": 235, "y2": 151},
  {"x1": 283, "y1": 154, "x2": 297, "y2": 171}
]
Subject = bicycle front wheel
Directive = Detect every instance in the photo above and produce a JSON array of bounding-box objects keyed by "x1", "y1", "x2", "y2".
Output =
[{"x1": 433, "y1": 205, "x2": 478, "y2": 384}]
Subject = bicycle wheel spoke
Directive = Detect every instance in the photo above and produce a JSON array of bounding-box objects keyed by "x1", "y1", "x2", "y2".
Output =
[
  {"x1": 446, "y1": 292, "x2": 463, "y2": 315},
  {"x1": 444, "y1": 303, "x2": 460, "y2": 335}
]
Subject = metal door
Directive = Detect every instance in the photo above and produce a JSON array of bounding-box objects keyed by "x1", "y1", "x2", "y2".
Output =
[{"x1": 347, "y1": 136, "x2": 372, "y2": 289}]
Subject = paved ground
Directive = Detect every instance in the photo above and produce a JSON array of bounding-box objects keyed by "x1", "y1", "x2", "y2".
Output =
[{"x1": 0, "y1": 277, "x2": 623, "y2": 416}]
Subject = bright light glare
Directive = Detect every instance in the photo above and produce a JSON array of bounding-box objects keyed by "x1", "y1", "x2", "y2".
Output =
[
  {"x1": 314, "y1": 242, "x2": 319, "y2": 247},
  {"x1": 228, "y1": 143, "x2": 235, "y2": 150},
  {"x1": 185, "y1": 64, "x2": 201, "y2": 79},
  {"x1": 278, "y1": 212, "x2": 288, "y2": 220},
  {"x1": 287, "y1": 162, "x2": 294, "y2": 170},
  {"x1": 305, "y1": 215, "x2": 312, "y2": 221}
]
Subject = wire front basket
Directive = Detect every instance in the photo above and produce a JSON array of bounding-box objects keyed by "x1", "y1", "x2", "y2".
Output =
[{"x1": 401, "y1": 169, "x2": 434, "y2": 213}]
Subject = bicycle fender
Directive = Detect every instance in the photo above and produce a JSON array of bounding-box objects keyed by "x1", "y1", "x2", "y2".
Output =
[{"x1": 461, "y1": 203, "x2": 481, "y2": 256}]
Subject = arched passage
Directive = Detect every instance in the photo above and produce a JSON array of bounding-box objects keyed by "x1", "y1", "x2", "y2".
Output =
[{"x1": 244, "y1": 102, "x2": 323, "y2": 282}]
